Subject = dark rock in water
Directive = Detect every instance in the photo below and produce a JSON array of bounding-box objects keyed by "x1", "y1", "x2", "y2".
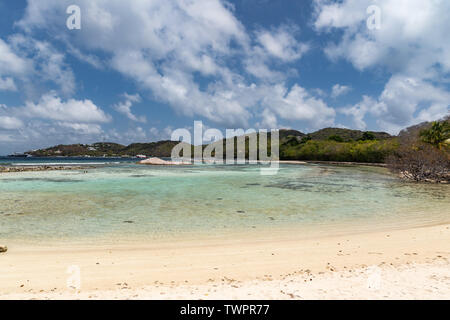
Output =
[
  {"x1": 0, "y1": 165, "x2": 96, "y2": 173},
  {"x1": 123, "y1": 220, "x2": 134, "y2": 224},
  {"x1": 0, "y1": 245, "x2": 7, "y2": 253},
  {"x1": 19, "y1": 178, "x2": 83, "y2": 183},
  {"x1": 265, "y1": 182, "x2": 315, "y2": 191},
  {"x1": 236, "y1": 210, "x2": 246, "y2": 214}
]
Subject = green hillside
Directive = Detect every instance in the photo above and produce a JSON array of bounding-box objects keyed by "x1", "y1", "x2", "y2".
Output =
[
  {"x1": 308, "y1": 128, "x2": 391, "y2": 141},
  {"x1": 24, "y1": 126, "x2": 421, "y2": 164},
  {"x1": 28, "y1": 141, "x2": 179, "y2": 157}
]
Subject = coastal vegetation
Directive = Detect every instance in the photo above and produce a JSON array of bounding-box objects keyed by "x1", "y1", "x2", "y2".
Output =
[
  {"x1": 419, "y1": 120, "x2": 450, "y2": 149},
  {"x1": 387, "y1": 117, "x2": 450, "y2": 183},
  {"x1": 25, "y1": 128, "x2": 394, "y2": 161},
  {"x1": 22, "y1": 118, "x2": 450, "y2": 182},
  {"x1": 280, "y1": 139, "x2": 398, "y2": 163}
]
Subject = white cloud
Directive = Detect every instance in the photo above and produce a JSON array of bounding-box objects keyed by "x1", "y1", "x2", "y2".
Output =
[
  {"x1": 65, "y1": 42, "x2": 103, "y2": 69},
  {"x1": 376, "y1": 76, "x2": 450, "y2": 132},
  {"x1": 107, "y1": 126, "x2": 148, "y2": 144},
  {"x1": 0, "y1": 116, "x2": 24, "y2": 130},
  {"x1": 331, "y1": 84, "x2": 352, "y2": 98},
  {"x1": 314, "y1": 0, "x2": 450, "y2": 76},
  {"x1": 113, "y1": 93, "x2": 146, "y2": 123},
  {"x1": 258, "y1": 109, "x2": 279, "y2": 129},
  {"x1": 243, "y1": 25, "x2": 308, "y2": 81},
  {"x1": 314, "y1": 0, "x2": 368, "y2": 30},
  {"x1": 9, "y1": 34, "x2": 76, "y2": 96},
  {"x1": 20, "y1": 92, "x2": 111, "y2": 123},
  {"x1": 0, "y1": 37, "x2": 31, "y2": 95},
  {"x1": 261, "y1": 84, "x2": 336, "y2": 130},
  {"x1": 341, "y1": 76, "x2": 450, "y2": 133},
  {"x1": 57, "y1": 122, "x2": 103, "y2": 135},
  {"x1": 0, "y1": 94, "x2": 111, "y2": 153},
  {"x1": 163, "y1": 126, "x2": 174, "y2": 138},
  {"x1": 16, "y1": 0, "x2": 323, "y2": 130},
  {"x1": 255, "y1": 24, "x2": 309, "y2": 62},
  {"x1": 0, "y1": 105, "x2": 23, "y2": 130},
  {"x1": 339, "y1": 95, "x2": 374, "y2": 130},
  {"x1": 149, "y1": 127, "x2": 159, "y2": 137},
  {"x1": 0, "y1": 38, "x2": 30, "y2": 76},
  {"x1": 0, "y1": 118, "x2": 107, "y2": 153},
  {"x1": 315, "y1": 0, "x2": 450, "y2": 132},
  {"x1": 148, "y1": 126, "x2": 174, "y2": 141},
  {"x1": 0, "y1": 34, "x2": 75, "y2": 97},
  {"x1": 0, "y1": 77, "x2": 17, "y2": 91}
]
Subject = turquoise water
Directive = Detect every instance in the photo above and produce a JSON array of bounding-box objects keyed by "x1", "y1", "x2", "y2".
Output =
[{"x1": 0, "y1": 163, "x2": 449, "y2": 243}]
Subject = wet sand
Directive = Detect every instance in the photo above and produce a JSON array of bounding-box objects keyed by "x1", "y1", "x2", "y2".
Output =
[{"x1": 0, "y1": 223, "x2": 449, "y2": 299}]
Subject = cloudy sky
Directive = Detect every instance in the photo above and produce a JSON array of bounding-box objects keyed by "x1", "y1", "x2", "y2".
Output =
[{"x1": 0, "y1": 0, "x2": 449, "y2": 154}]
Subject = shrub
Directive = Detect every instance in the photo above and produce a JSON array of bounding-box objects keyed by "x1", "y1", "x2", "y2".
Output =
[
  {"x1": 387, "y1": 120, "x2": 450, "y2": 183},
  {"x1": 387, "y1": 143, "x2": 449, "y2": 183},
  {"x1": 280, "y1": 139, "x2": 398, "y2": 163},
  {"x1": 328, "y1": 135, "x2": 344, "y2": 142},
  {"x1": 359, "y1": 131, "x2": 376, "y2": 141}
]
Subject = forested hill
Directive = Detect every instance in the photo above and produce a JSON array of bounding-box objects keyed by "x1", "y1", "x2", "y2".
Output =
[
  {"x1": 26, "y1": 128, "x2": 393, "y2": 159},
  {"x1": 27, "y1": 141, "x2": 180, "y2": 158}
]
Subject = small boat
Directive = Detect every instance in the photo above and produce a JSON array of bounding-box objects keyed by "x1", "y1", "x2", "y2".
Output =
[{"x1": 136, "y1": 154, "x2": 147, "y2": 159}]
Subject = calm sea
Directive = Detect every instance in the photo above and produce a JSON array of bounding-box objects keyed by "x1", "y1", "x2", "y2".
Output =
[{"x1": 0, "y1": 160, "x2": 449, "y2": 244}]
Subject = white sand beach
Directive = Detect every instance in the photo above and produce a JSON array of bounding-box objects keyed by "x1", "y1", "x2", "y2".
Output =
[{"x1": 1, "y1": 223, "x2": 449, "y2": 300}]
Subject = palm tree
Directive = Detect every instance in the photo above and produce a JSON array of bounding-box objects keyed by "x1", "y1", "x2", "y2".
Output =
[{"x1": 420, "y1": 121, "x2": 450, "y2": 149}]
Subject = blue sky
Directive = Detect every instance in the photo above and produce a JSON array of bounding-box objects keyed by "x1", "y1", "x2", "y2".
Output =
[{"x1": 0, "y1": 0, "x2": 449, "y2": 154}]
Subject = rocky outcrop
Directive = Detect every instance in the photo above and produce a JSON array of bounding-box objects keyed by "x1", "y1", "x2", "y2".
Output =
[
  {"x1": 0, "y1": 166, "x2": 97, "y2": 173},
  {"x1": 0, "y1": 245, "x2": 7, "y2": 253},
  {"x1": 138, "y1": 157, "x2": 191, "y2": 165}
]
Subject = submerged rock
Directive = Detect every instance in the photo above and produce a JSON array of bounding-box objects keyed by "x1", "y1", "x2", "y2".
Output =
[
  {"x1": 0, "y1": 245, "x2": 7, "y2": 253},
  {"x1": 0, "y1": 165, "x2": 96, "y2": 173}
]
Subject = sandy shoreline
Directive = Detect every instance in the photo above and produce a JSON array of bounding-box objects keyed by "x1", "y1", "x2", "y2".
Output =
[{"x1": 1, "y1": 223, "x2": 449, "y2": 299}]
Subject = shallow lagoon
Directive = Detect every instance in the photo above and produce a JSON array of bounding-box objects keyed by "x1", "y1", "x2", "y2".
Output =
[{"x1": 0, "y1": 163, "x2": 449, "y2": 243}]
